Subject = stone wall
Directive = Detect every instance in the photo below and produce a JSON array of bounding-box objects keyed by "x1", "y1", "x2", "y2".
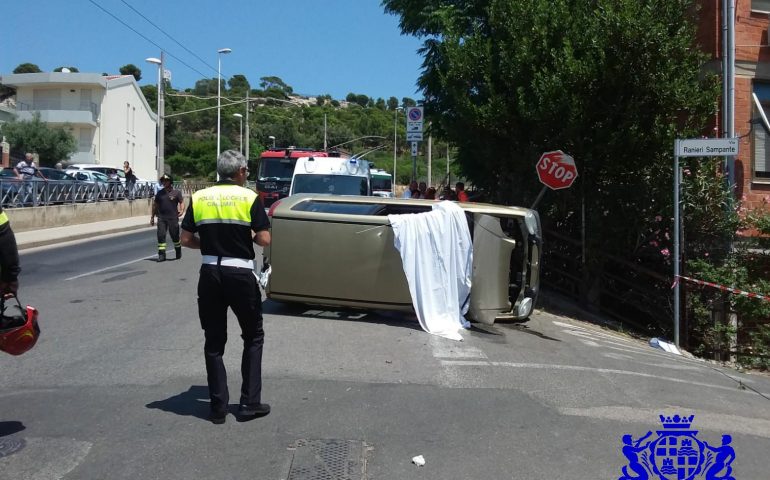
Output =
[{"x1": 4, "y1": 199, "x2": 152, "y2": 232}]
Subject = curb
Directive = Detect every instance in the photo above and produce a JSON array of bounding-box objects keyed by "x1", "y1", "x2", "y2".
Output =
[{"x1": 17, "y1": 224, "x2": 153, "y2": 251}]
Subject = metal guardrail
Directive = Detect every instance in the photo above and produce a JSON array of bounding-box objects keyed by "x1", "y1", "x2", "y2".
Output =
[
  {"x1": 0, "y1": 179, "x2": 156, "y2": 208},
  {"x1": 0, "y1": 180, "x2": 258, "y2": 208}
]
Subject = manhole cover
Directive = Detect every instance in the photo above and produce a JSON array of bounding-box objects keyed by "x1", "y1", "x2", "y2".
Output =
[
  {"x1": 286, "y1": 439, "x2": 369, "y2": 480},
  {"x1": 0, "y1": 437, "x2": 26, "y2": 458}
]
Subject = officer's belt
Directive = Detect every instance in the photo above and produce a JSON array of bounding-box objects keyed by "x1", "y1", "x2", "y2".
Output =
[{"x1": 201, "y1": 255, "x2": 254, "y2": 269}]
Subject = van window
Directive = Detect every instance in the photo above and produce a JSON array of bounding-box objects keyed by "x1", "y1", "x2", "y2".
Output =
[
  {"x1": 292, "y1": 200, "x2": 386, "y2": 215},
  {"x1": 292, "y1": 174, "x2": 369, "y2": 196},
  {"x1": 290, "y1": 199, "x2": 431, "y2": 216}
]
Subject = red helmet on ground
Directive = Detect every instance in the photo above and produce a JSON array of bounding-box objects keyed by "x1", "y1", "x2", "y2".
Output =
[{"x1": 0, "y1": 297, "x2": 40, "y2": 356}]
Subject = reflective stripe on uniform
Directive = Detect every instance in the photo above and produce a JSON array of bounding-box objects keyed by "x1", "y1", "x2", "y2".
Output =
[{"x1": 192, "y1": 185, "x2": 256, "y2": 226}]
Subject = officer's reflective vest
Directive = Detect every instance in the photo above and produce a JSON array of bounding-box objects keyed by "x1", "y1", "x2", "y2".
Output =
[{"x1": 192, "y1": 184, "x2": 256, "y2": 227}]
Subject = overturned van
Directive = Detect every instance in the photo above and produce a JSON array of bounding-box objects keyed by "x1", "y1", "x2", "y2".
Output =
[{"x1": 263, "y1": 195, "x2": 541, "y2": 324}]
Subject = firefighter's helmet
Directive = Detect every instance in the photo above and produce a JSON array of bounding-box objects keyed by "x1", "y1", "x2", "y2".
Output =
[{"x1": 0, "y1": 297, "x2": 40, "y2": 356}]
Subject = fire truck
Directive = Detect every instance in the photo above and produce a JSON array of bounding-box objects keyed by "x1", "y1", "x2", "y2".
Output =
[{"x1": 256, "y1": 148, "x2": 341, "y2": 207}]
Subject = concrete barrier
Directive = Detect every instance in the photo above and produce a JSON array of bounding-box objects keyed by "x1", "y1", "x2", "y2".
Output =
[{"x1": 5, "y1": 199, "x2": 153, "y2": 232}]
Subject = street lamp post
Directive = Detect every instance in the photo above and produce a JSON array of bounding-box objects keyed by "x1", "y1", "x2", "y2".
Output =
[
  {"x1": 216, "y1": 47, "x2": 232, "y2": 160},
  {"x1": 268, "y1": 135, "x2": 276, "y2": 149},
  {"x1": 233, "y1": 113, "x2": 243, "y2": 154},
  {"x1": 145, "y1": 54, "x2": 164, "y2": 176},
  {"x1": 393, "y1": 107, "x2": 403, "y2": 196}
]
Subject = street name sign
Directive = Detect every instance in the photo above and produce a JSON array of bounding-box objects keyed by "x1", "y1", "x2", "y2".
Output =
[
  {"x1": 406, "y1": 132, "x2": 423, "y2": 141},
  {"x1": 676, "y1": 138, "x2": 738, "y2": 157}
]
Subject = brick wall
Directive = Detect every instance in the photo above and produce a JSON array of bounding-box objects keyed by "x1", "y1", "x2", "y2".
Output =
[{"x1": 698, "y1": 1, "x2": 770, "y2": 210}]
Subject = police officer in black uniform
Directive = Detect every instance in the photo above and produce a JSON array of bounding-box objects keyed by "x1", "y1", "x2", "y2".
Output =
[{"x1": 180, "y1": 150, "x2": 271, "y2": 424}]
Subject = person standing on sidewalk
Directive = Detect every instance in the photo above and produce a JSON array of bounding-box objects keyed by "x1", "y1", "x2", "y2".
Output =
[
  {"x1": 180, "y1": 150, "x2": 271, "y2": 424},
  {"x1": 150, "y1": 174, "x2": 184, "y2": 262},
  {"x1": 123, "y1": 161, "x2": 137, "y2": 200}
]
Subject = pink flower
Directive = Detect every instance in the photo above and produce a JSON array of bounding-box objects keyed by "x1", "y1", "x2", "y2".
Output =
[
  {"x1": 704, "y1": 252, "x2": 709, "y2": 257},
  {"x1": 661, "y1": 248, "x2": 671, "y2": 257},
  {"x1": 650, "y1": 240, "x2": 659, "y2": 247},
  {"x1": 655, "y1": 215, "x2": 662, "y2": 222},
  {"x1": 683, "y1": 168, "x2": 691, "y2": 176}
]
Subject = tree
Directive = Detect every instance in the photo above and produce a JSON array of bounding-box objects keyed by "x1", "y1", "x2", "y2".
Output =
[
  {"x1": 13, "y1": 63, "x2": 42, "y2": 74},
  {"x1": 383, "y1": 0, "x2": 720, "y2": 337},
  {"x1": 119, "y1": 64, "x2": 142, "y2": 81},
  {"x1": 141, "y1": 85, "x2": 158, "y2": 112},
  {"x1": 0, "y1": 114, "x2": 77, "y2": 164},
  {"x1": 387, "y1": 96, "x2": 399, "y2": 110},
  {"x1": 54, "y1": 66, "x2": 80, "y2": 72},
  {"x1": 401, "y1": 97, "x2": 416, "y2": 108},
  {"x1": 228, "y1": 74, "x2": 250, "y2": 93},
  {"x1": 259, "y1": 76, "x2": 293, "y2": 96}
]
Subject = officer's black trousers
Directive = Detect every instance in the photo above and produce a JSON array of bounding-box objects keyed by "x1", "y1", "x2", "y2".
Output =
[
  {"x1": 156, "y1": 218, "x2": 180, "y2": 250},
  {"x1": 197, "y1": 264, "x2": 264, "y2": 412}
]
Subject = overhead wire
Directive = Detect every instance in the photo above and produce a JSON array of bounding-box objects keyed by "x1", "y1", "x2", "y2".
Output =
[
  {"x1": 86, "y1": 0, "x2": 212, "y2": 80},
  {"x1": 118, "y1": 0, "x2": 219, "y2": 76}
]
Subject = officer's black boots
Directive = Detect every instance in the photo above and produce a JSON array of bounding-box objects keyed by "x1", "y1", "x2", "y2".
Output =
[
  {"x1": 175, "y1": 247, "x2": 182, "y2": 260},
  {"x1": 158, "y1": 250, "x2": 166, "y2": 262}
]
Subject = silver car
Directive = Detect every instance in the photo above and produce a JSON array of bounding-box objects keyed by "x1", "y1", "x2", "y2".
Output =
[{"x1": 263, "y1": 195, "x2": 541, "y2": 324}]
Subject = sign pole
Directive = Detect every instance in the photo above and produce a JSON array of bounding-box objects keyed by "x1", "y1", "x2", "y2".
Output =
[
  {"x1": 673, "y1": 140, "x2": 681, "y2": 348},
  {"x1": 530, "y1": 186, "x2": 548, "y2": 210}
]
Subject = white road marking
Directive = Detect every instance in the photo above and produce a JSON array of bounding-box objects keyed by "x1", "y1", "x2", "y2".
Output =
[
  {"x1": 429, "y1": 335, "x2": 488, "y2": 359},
  {"x1": 557, "y1": 406, "x2": 770, "y2": 438},
  {"x1": 552, "y1": 320, "x2": 587, "y2": 330},
  {"x1": 65, "y1": 255, "x2": 155, "y2": 281},
  {"x1": 438, "y1": 360, "x2": 762, "y2": 394},
  {"x1": 601, "y1": 352, "x2": 703, "y2": 371}
]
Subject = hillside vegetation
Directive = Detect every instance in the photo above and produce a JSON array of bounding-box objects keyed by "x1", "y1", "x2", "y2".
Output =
[{"x1": 143, "y1": 75, "x2": 458, "y2": 185}]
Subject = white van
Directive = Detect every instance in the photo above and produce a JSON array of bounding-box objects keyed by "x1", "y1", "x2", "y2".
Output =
[{"x1": 289, "y1": 156, "x2": 371, "y2": 196}]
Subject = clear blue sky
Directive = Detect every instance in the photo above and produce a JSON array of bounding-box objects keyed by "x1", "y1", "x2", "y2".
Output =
[{"x1": 4, "y1": 0, "x2": 424, "y2": 101}]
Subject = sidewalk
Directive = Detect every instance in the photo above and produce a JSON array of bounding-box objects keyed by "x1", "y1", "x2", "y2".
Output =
[{"x1": 14, "y1": 215, "x2": 152, "y2": 250}]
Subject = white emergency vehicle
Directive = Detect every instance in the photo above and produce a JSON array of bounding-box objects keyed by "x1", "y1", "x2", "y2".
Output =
[{"x1": 289, "y1": 156, "x2": 371, "y2": 196}]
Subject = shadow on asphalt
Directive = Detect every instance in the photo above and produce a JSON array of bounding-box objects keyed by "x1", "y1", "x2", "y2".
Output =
[
  {"x1": 504, "y1": 323, "x2": 561, "y2": 341},
  {"x1": 263, "y1": 299, "x2": 424, "y2": 332},
  {"x1": 145, "y1": 385, "x2": 212, "y2": 421},
  {"x1": 0, "y1": 421, "x2": 25, "y2": 437}
]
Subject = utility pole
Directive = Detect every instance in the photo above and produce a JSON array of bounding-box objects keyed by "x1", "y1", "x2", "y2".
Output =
[
  {"x1": 427, "y1": 122, "x2": 432, "y2": 187},
  {"x1": 159, "y1": 51, "x2": 165, "y2": 175},
  {"x1": 245, "y1": 89, "x2": 250, "y2": 161}
]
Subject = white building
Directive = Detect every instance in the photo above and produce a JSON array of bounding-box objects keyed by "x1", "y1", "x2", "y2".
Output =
[{"x1": 0, "y1": 72, "x2": 157, "y2": 180}]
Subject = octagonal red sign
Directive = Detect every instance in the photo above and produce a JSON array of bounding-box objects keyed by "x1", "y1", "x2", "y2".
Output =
[{"x1": 536, "y1": 150, "x2": 578, "y2": 190}]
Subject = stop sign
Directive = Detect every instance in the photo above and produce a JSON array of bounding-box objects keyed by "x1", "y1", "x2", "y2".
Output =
[{"x1": 536, "y1": 150, "x2": 578, "y2": 190}]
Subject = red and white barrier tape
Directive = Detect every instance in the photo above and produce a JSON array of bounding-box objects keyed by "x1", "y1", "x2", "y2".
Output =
[{"x1": 673, "y1": 275, "x2": 770, "y2": 302}]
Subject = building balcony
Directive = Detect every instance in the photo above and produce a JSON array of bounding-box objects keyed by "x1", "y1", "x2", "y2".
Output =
[{"x1": 17, "y1": 102, "x2": 98, "y2": 127}]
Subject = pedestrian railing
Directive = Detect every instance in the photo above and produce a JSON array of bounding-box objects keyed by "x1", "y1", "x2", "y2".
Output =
[{"x1": 0, "y1": 178, "x2": 156, "y2": 208}]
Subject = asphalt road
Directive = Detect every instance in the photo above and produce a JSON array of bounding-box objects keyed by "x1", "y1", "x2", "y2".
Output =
[{"x1": 1, "y1": 231, "x2": 769, "y2": 479}]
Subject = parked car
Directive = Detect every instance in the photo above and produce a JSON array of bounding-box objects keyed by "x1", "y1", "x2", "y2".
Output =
[
  {"x1": 66, "y1": 169, "x2": 123, "y2": 200},
  {"x1": 36, "y1": 167, "x2": 79, "y2": 204},
  {"x1": 263, "y1": 195, "x2": 542, "y2": 324}
]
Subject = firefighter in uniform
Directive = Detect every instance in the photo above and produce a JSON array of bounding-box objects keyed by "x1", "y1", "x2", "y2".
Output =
[
  {"x1": 151, "y1": 174, "x2": 184, "y2": 262},
  {"x1": 180, "y1": 150, "x2": 271, "y2": 424}
]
